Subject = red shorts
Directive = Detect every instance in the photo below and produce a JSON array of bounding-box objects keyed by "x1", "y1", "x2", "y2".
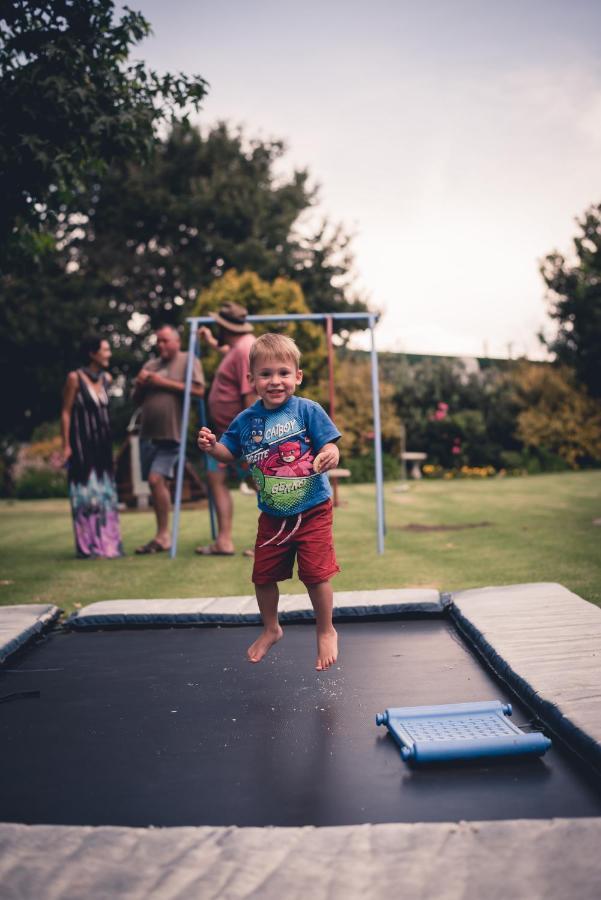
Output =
[{"x1": 252, "y1": 499, "x2": 340, "y2": 586}]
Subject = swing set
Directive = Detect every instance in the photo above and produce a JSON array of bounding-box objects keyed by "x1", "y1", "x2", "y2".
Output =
[{"x1": 170, "y1": 312, "x2": 385, "y2": 557}]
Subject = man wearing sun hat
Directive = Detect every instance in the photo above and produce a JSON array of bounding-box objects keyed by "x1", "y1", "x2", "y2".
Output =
[{"x1": 196, "y1": 302, "x2": 256, "y2": 556}]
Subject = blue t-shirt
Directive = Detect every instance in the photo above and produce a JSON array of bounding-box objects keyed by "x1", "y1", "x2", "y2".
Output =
[{"x1": 220, "y1": 396, "x2": 341, "y2": 517}]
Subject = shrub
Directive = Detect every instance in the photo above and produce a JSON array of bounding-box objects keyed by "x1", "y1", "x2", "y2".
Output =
[
  {"x1": 499, "y1": 448, "x2": 571, "y2": 475},
  {"x1": 423, "y1": 464, "x2": 497, "y2": 479},
  {"x1": 323, "y1": 358, "x2": 401, "y2": 459},
  {"x1": 15, "y1": 468, "x2": 67, "y2": 499},
  {"x1": 513, "y1": 363, "x2": 601, "y2": 468},
  {"x1": 345, "y1": 451, "x2": 400, "y2": 483},
  {"x1": 10, "y1": 432, "x2": 67, "y2": 498}
]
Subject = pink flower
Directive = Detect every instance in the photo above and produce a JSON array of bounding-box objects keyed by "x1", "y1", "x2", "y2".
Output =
[
  {"x1": 452, "y1": 445, "x2": 461, "y2": 455},
  {"x1": 438, "y1": 402, "x2": 449, "y2": 411},
  {"x1": 433, "y1": 410, "x2": 446, "y2": 421},
  {"x1": 49, "y1": 451, "x2": 64, "y2": 471}
]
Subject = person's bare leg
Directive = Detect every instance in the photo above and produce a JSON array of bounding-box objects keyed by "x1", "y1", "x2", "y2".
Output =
[
  {"x1": 148, "y1": 472, "x2": 171, "y2": 548},
  {"x1": 205, "y1": 468, "x2": 235, "y2": 552},
  {"x1": 247, "y1": 582, "x2": 283, "y2": 662},
  {"x1": 307, "y1": 581, "x2": 338, "y2": 671}
]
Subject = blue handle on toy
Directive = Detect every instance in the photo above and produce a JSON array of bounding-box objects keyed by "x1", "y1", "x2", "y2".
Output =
[
  {"x1": 377, "y1": 700, "x2": 512, "y2": 720},
  {"x1": 400, "y1": 733, "x2": 551, "y2": 762}
]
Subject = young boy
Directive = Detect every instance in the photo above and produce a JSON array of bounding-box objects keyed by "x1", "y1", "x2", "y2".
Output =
[{"x1": 197, "y1": 333, "x2": 341, "y2": 671}]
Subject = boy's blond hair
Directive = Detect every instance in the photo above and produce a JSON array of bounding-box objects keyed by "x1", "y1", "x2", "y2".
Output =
[{"x1": 249, "y1": 333, "x2": 301, "y2": 371}]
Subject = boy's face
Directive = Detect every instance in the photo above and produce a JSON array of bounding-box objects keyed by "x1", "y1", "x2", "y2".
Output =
[{"x1": 249, "y1": 355, "x2": 303, "y2": 410}]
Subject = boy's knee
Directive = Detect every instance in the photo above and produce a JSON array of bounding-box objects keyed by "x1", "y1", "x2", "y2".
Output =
[{"x1": 148, "y1": 471, "x2": 165, "y2": 488}]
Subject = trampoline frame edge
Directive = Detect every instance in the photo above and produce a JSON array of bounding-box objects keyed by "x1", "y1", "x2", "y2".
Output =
[
  {"x1": 448, "y1": 602, "x2": 601, "y2": 780},
  {"x1": 0, "y1": 606, "x2": 62, "y2": 666}
]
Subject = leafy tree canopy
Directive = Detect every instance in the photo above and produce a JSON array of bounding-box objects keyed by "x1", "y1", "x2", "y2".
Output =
[
  {"x1": 513, "y1": 363, "x2": 601, "y2": 468},
  {"x1": 1, "y1": 122, "x2": 368, "y2": 438},
  {"x1": 540, "y1": 203, "x2": 601, "y2": 397},
  {"x1": 0, "y1": 252, "x2": 103, "y2": 438},
  {"x1": 323, "y1": 357, "x2": 400, "y2": 461},
  {"x1": 193, "y1": 269, "x2": 327, "y2": 400},
  {"x1": 0, "y1": 0, "x2": 207, "y2": 257},
  {"x1": 74, "y1": 123, "x2": 368, "y2": 345},
  {"x1": 374, "y1": 353, "x2": 523, "y2": 468}
]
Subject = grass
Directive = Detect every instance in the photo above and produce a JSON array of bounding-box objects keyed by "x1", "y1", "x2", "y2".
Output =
[{"x1": 0, "y1": 471, "x2": 600, "y2": 615}]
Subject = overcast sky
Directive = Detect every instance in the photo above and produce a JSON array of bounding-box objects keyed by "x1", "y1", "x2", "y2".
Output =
[{"x1": 128, "y1": 0, "x2": 601, "y2": 358}]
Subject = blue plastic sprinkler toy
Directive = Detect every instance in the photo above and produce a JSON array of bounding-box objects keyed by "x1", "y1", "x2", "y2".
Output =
[{"x1": 376, "y1": 700, "x2": 551, "y2": 764}]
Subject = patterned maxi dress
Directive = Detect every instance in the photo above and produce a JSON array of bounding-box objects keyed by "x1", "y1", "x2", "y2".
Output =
[{"x1": 68, "y1": 371, "x2": 123, "y2": 558}]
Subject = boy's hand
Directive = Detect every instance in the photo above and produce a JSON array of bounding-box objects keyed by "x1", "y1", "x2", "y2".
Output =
[
  {"x1": 197, "y1": 427, "x2": 217, "y2": 452},
  {"x1": 313, "y1": 444, "x2": 339, "y2": 474}
]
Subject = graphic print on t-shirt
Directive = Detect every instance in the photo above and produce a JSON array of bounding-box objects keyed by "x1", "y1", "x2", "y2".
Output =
[
  {"x1": 240, "y1": 406, "x2": 322, "y2": 514},
  {"x1": 220, "y1": 396, "x2": 340, "y2": 517},
  {"x1": 244, "y1": 415, "x2": 270, "y2": 454}
]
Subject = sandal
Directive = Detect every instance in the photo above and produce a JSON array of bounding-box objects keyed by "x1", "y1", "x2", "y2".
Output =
[
  {"x1": 195, "y1": 544, "x2": 235, "y2": 556},
  {"x1": 135, "y1": 540, "x2": 169, "y2": 555}
]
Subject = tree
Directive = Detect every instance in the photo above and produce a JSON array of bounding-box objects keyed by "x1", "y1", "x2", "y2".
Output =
[
  {"x1": 193, "y1": 270, "x2": 328, "y2": 400},
  {"x1": 376, "y1": 353, "x2": 523, "y2": 468},
  {"x1": 324, "y1": 358, "x2": 400, "y2": 461},
  {"x1": 0, "y1": 252, "x2": 104, "y2": 438},
  {"x1": 0, "y1": 1, "x2": 208, "y2": 438},
  {"x1": 0, "y1": 0, "x2": 207, "y2": 255},
  {"x1": 74, "y1": 123, "x2": 368, "y2": 342},
  {"x1": 540, "y1": 203, "x2": 601, "y2": 397},
  {"x1": 0, "y1": 121, "x2": 369, "y2": 438},
  {"x1": 513, "y1": 363, "x2": 601, "y2": 469}
]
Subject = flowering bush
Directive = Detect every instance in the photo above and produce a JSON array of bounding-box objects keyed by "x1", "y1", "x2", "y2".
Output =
[
  {"x1": 12, "y1": 437, "x2": 63, "y2": 479},
  {"x1": 385, "y1": 355, "x2": 526, "y2": 470},
  {"x1": 423, "y1": 464, "x2": 497, "y2": 479},
  {"x1": 458, "y1": 465, "x2": 497, "y2": 478},
  {"x1": 12, "y1": 435, "x2": 67, "y2": 498},
  {"x1": 431, "y1": 402, "x2": 449, "y2": 422}
]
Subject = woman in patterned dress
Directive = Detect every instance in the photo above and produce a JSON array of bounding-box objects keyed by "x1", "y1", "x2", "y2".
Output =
[{"x1": 61, "y1": 335, "x2": 124, "y2": 558}]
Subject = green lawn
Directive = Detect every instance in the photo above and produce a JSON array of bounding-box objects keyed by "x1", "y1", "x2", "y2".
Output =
[{"x1": 1, "y1": 471, "x2": 600, "y2": 615}]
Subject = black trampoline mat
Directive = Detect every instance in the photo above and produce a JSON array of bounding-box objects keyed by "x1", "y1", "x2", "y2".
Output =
[{"x1": 1, "y1": 619, "x2": 600, "y2": 827}]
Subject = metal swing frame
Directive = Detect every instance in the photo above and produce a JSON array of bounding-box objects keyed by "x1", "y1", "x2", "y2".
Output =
[{"x1": 170, "y1": 312, "x2": 385, "y2": 557}]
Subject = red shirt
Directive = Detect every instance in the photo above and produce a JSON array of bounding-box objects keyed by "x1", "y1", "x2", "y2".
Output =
[{"x1": 208, "y1": 333, "x2": 255, "y2": 434}]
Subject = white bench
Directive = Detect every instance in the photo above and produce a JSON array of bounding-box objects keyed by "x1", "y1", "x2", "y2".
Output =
[{"x1": 401, "y1": 451, "x2": 427, "y2": 479}]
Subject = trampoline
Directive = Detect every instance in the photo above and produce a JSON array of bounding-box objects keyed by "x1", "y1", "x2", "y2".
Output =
[
  {"x1": 1, "y1": 587, "x2": 601, "y2": 829},
  {"x1": 1, "y1": 583, "x2": 600, "y2": 897}
]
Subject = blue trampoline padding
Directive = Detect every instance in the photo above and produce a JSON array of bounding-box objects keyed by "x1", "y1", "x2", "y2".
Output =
[{"x1": 376, "y1": 700, "x2": 551, "y2": 763}]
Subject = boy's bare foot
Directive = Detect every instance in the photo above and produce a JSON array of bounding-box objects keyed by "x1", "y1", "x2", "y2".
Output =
[
  {"x1": 247, "y1": 626, "x2": 283, "y2": 663},
  {"x1": 316, "y1": 628, "x2": 338, "y2": 671}
]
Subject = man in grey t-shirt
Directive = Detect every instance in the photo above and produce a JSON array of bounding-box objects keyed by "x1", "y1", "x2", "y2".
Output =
[{"x1": 133, "y1": 325, "x2": 204, "y2": 553}]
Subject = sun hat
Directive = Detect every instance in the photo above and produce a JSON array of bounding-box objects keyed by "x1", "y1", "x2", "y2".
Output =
[{"x1": 211, "y1": 302, "x2": 254, "y2": 334}]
